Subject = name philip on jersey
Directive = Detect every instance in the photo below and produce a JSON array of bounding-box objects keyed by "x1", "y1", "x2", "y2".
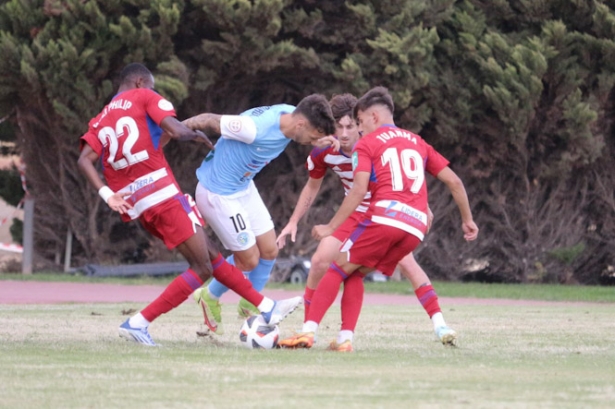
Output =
[
  {"x1": 376, "y1": 128, "x2": 418, "y2": 144},
  {"x1": 93, "y1": 99, "x2": 133, "y2": 128}
]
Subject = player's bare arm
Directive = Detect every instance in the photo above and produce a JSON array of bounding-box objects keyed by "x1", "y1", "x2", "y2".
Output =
[
  {"x1": 77, "y1": 144, "x2": 133, "y2": 215},
  {"x1": 277, "y1": 176, "x2": 324, "y2": 249},
  {"x1": 160, "y1": 117, "x2": 215, "y2": 150},
  {"x1": 436, "y1": 167, "x2": 479, "y2": 241},
  {"x1": 312, "y1": 170, "x2": 369, "y2": 240},
  {"x1": 182, "y1": 113, "x2": 222, "y2": 138}
]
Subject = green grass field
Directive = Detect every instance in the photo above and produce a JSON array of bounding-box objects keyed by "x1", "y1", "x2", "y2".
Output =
[{"x1": 1, "y1": 278, "x2": 614, "y2": 408}]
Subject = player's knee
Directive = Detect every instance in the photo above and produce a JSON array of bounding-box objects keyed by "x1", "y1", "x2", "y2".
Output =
[
  {"x1": 234, "y1": 254, "x2": 259, "y2": 272},
  {"x1": 310, "y1": 254, "x2": 331, "y2": 278},
  {"x1": 259, "y1": 246, "x2": 278, "y2": 261}
]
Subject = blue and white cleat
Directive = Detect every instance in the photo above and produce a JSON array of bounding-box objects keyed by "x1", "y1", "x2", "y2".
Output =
[
  {"x1": 435, "y1": 325, "x2": 457, "y2": 346},
  {"x1": 261, "y1": 296, "x2": 303, "y2": 326},
  {"x1": 119, "y1": 319, "x2": 157, "y2": 346}
]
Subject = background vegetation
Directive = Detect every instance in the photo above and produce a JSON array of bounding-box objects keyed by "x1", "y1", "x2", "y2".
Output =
[{"x1": 1, "y1": 0, "x2": 615, "y2": 285}]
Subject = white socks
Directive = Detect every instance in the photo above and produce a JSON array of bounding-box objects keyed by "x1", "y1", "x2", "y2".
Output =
[
  {"x1": 302, "y1": 320, "x2": 319, "y2": 333},
  {"x1": 431, "y1": 312, "x2": 446, "y2": 329},
  {"x1": 129, "y1": 313, "x2": 150, "y2": 329},
  {"x1": 257, "y1": 297, "x2": 275, "y2": 313},
  {"x1": 337, "y1": 330, "x2": 353, "y2": 344}
]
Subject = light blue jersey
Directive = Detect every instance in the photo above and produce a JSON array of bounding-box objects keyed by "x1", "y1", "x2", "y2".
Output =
[{"x1": 196, "y1": 104, "x2": 295, "y2": 195}]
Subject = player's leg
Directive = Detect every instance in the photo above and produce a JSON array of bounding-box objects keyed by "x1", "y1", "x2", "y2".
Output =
[
  {"x1": 203, "y1": 244, "x2": 302, "y2": 327},
  {"x1": 193, "y1": 183, "x2": 257, "y2": 331},
  {"x1": 120, "y1": 195, "x2": 212, "y2": 345},
  {"x1": 323, "y1": 225, "x2": 421, "y2": 351},
  {"x1": 231, "y1": 183, "x2": 281, "y2": 316},
  {"x1": 192, "y1": 185, "x2": 301, "y2": 328},
  {"x1": 278, "y1": 253, "x2": 362, "y2": 349},
  {"x1": 302, "y1": 212, "x2": 361, "y2": 320},
  {"x1": 398, "y1": 252, "x2": 456, "y2": 345},
  {"x1": 327, "y1": 271, "x2": 365, "y2": 352},
  {"x1": 236, "y1": 229, "x2": 279, "y2": 317},
  {"x1": 303, "y1": 235, "x2": 342, "y2": 320},
  {"x1": 279, "y1": 219, "x2": 372, "y2": 349}
]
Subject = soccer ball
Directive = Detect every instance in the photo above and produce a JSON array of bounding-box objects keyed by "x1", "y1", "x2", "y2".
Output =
[{"x1": 238, "y1": 315, "x2": 280, "y2": 349}]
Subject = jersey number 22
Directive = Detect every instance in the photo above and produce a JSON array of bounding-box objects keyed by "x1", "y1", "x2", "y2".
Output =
[{"x1": 98, "y1": 116, "x2": 149, "y2": 170}]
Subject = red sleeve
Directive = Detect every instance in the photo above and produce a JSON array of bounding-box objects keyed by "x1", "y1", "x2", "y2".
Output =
[
  {"x1": 352, "y1": 138, "x2": 373, "y2": 174},
  {"x1": 143, "y1": 89, "x2": 177, "y2": 125},
  {"x1": 306, "y1": 147, "x2": 329, "y2": 179},
  {"x1": 79, "y1": 117, "x2": 103, "y2": 155},
  {"x1": 424, "y1": 143, "x2": 450, "y2": 176}
]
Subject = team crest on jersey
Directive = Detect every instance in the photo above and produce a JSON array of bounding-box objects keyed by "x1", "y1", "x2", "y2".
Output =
[
  {"x1": 236, "y1": 232, "x2": 250, "y2": 246},
  {"x1": 229, "y1": 119, "x2": 242, "y2": 133}
]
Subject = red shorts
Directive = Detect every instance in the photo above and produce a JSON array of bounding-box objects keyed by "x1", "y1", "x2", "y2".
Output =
[
  {"x1": 332, "y1": 211, "x2": 365, "y2": 241},
  {"x1": 138, "y1": 194, "x2": 205, "y2": 249},
  {"x1": 340, "y1": 219, "x2": 421, "y2": 276}
]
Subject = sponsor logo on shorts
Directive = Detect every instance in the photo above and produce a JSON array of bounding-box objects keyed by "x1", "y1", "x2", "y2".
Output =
[
  {"x1": 237, "y1": 232, "x2": 250, "y2": 246},
  {"x1": 229, "y1": 119, "x2": 242, "y2": 133}
]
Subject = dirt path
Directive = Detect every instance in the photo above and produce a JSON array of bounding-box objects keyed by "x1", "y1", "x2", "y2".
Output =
[{"x1": 0, "y1": 280, "x2": 603, "y2": 307}]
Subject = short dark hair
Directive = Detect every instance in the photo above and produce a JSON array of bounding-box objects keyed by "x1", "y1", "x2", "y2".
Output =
[
  {"x1": 353, "y1": 86, "x2": 394, "y2": 117},
  {"x1": 329, "y1": 93, "x2": 357, "y2": 122},
  {"x1": 119, "y1": 63, "x2": 152, "y2": 86},
  {"x1": 294, "y1": 94, "x2": 336, "y2": 136}
]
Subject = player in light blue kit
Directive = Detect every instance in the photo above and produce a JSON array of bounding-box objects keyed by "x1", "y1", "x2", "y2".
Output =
[{"x1": 183, "y1": 95, "x2": 336, "y2": 334}]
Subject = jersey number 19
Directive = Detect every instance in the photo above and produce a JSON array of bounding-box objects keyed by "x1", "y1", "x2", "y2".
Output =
[{"x1": 381, "y1": 147, "x2": 424, "y2": 193}]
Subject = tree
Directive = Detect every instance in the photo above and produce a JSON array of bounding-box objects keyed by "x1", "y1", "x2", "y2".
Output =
[
  {"x1": 1, "y1": 0, "x2": 615, "y2": 285},
  {"x1": 0, "y1": 0, "x2": 192, "y2": 264}
]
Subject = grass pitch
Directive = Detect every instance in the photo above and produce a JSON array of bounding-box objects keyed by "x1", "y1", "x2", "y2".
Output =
[{"x1": 1, "y1": 297, "x2": 614, "y2": 408}]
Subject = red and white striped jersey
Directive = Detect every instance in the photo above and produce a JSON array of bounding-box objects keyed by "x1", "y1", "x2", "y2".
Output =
[{"x1": 306, "y1": 145, "x2": 371, "y2": 212}]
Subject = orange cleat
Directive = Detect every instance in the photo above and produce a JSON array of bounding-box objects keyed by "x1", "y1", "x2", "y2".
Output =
[
  {"x1": 326, "y1": 340, "x2": 353, "y2": 352},
  {"x1": 277, "y1": 332, "x2": 315, "y2": 349}
]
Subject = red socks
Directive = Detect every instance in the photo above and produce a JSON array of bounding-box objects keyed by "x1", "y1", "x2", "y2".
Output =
[
  {"x1": 141, "y1": 269, "x2": 203, "y2": 322},
  {"x1": 415, "y1": 284, "x2": 441, "y2": 318},
  {"x1": 210, "y1": 253, "x2": 264, "y2": 307},
  {"x1": 306, "y1": 262, "x2": 347, "y2": 324},
  {"x1": 303, "y1": 287, "x2": 315, "y2": 321},
  {"x1": 340, "y1": 272, "x2": 364, "y2": 331}
]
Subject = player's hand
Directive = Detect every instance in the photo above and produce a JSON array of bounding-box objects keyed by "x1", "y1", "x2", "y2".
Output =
[
  {"x1": 312, "y1": 224, "x2": 334, "y2": 240},
  {"x1": 426, "y1": 207, "x2": 434, "y2": 233},
  {"x1": 107, "y1": 194, "x2": 133, "y2": 215},
  {"x1": 276, "y1": 223, "x2": 297, "y2": 249},
  {"x1": 312, "y1": 135, "x2": 340, "y2": 152},
  {"x1": 195, "y1": 130, "x2": 215, "y2": 150},
  {"x1": 462, "y1": 220, "x2": 479, "y2": 241}
]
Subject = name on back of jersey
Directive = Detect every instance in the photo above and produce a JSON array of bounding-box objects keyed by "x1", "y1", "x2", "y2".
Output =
[
  {"x1": 93, "y1": 99, "x2": 133, "y2": 128},
  {"x1": 376, "y1": 129, "x2": 417, "y2": 144}
]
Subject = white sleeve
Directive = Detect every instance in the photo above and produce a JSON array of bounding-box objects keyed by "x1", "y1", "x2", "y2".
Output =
[{"x1": 220, "y1": 115, "x2": 257, "y2": 144}]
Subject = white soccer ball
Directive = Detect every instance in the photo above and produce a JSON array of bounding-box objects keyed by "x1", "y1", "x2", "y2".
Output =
[{"x1": 238, "y1": 315, "x2": 280, "y2": 349}]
